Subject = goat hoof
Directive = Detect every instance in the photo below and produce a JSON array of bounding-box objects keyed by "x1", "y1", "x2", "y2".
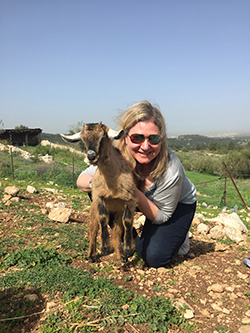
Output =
[
  {"x1": 120, "y1": 256, "x2": 128, "y2": 263},
  {"x1": 102, "y1": 246, "x2": 114, "y2": 255},
  {"x1": 88, "y1": 256, "x2": 96, "y2": 263},
  {"x1": 124, "y1": 248, "x2": 135, "y2": 258},
  {"x1": 102, "y1": 247, "x2": 110, "y2": 255}
]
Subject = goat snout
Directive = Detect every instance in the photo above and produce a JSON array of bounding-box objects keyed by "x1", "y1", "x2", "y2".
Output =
[{"x1": 87, "y1": 150, "x2": 97, "y2": 162}]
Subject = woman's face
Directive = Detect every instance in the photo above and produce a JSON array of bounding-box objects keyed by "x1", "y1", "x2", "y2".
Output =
[{"x1": 125, "y1": 121, "x2": 161, "y2": 165}]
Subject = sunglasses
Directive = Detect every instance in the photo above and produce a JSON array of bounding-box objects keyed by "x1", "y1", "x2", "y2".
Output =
[{"x1": 129, "y1": 134, "x2": 161, "y2": 145}]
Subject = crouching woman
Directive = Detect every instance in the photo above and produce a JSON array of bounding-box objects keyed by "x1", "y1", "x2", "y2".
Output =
[{"x1": 77, "y1": 101, "x2": 197, "y2": 268}]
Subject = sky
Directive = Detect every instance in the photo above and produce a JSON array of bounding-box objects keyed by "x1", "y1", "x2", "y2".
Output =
[{"x1": 1, "y1": 0, "x2": 250, "y2": 137}]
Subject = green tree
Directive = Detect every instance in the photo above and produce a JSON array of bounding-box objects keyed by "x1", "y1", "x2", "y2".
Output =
[
  {"x1": 227, "y1": 140, "x2": 237, "y2": 151},
  {"x1": 208, "y1": 142, "x2": 222, "y2": 152},
  {"x1": 15, "y1": 125, "x2": 29, "y2": 130}
]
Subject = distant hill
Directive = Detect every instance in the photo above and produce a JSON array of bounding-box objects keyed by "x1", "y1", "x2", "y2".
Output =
[
  {"x1": 41, "y1": 132, "x2": 250, "y2": 151},
  {"x1": 41, "y1": 133, "x2": 68, "y2": 145},
  {"x1": 167, "y1": 134, "x2": 250, "y2": 150}
]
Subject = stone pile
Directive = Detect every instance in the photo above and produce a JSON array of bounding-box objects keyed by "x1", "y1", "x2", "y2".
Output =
[{"x1": 193, "y1": 211, "x2": 248, "y2": 243}]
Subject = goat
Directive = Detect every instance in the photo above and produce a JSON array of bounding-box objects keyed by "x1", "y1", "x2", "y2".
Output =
[{"x1": 61, "y1": 122, "x2": 137, "y2": 262}]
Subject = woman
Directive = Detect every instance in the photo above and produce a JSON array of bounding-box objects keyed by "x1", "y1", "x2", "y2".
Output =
[{"x1": 77, "y1": 101, "x2": 196, "y2": 268}]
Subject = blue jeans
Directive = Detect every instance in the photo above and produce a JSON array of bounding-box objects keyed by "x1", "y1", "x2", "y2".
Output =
[{"x1": 136, "y1": 202, "x2": 196, "y2": 268}]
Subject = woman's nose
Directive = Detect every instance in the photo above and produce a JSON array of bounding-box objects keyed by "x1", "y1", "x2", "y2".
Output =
[{"x1": 141, "y1": 139, "x2": 150, "y2": 149}]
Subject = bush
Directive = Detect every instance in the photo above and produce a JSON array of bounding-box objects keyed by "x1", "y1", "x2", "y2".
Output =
[{"x1": 223, "y1": 151, "x2": 250, "y2": 178}]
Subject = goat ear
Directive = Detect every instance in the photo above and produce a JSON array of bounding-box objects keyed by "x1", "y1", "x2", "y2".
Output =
[
  {"x1": 108, "y1": 128, "x2": 125, "y2": 140},
  {"x1": 60, "y1": 132, "x2": 81, "y2": 143}
]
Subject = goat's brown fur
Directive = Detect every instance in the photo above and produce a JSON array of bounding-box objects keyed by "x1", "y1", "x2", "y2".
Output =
[{"x1": 80, "y1": 123, "x2": 137, "y2": 262}]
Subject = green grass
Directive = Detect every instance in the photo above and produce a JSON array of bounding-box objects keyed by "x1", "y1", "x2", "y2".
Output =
[{"x1": 0, "y1": 144, "x2": 249, "y2": 332}]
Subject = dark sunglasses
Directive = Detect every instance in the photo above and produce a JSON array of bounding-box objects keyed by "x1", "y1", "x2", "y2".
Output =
[{"x1": 129, "y1": 134, "x2": 161, "y2": 145}]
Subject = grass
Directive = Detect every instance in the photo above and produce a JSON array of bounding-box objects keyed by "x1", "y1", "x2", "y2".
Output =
[
  {"x1": 0, "y1": 144, "x2": 249, "y2": 332},
  {"x1": 0, "y1": 180, "x2": 189, "y2": 332}
]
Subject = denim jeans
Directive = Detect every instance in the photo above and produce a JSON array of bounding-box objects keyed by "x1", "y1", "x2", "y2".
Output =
[{"x1": 136, "y1": 202, "x2": 196, "y2": 268}]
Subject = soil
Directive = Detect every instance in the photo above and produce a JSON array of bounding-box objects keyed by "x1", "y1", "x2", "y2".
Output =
[{"x1": 1, "y1": 192, "x2": 250, "y2": 333}]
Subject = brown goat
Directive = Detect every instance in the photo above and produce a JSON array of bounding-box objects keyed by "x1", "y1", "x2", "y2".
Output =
[{"x1": 61, "y1": 122, "x2": 137, "y2": 262}]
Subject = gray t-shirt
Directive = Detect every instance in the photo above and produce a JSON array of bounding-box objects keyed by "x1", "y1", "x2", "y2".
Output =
[{"x1": 80, "y1": 150, "x2": 196, "y2": 225}]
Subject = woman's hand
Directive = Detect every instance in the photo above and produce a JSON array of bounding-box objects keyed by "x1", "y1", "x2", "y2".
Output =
[{"x1": 136, "y1": 188, "x2": 159, "y2": 222}]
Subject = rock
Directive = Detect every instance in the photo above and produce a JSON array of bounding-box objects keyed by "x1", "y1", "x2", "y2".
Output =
[
  {"x1": 207, "y1": 284, "x2": 224, "y2": 293},
  {"x1": 2, "y1": 194, "x2": 12, "y2": 203},
  {"x1": 133, "y1": 214, "x2": 146, "y2": 229},
  {"x1": 200, "y1": 309, "x2": 210, "y2": 317},
  {"x1": 4, "y1": 186, "x2": 19, "y2": 196},
  {"x1": 48, "y1": 207, "x2": 72, "y2": 223},
  {"x1": 211, "y1": 303, "x2": 223, "y2": 311},
  {"x1": 208, "y1": 212, "x2": 248, "y2": 233},
  {"x1": 11, "y1": 197, "x2": 20, "y2": 202},
  {"x1": 46, "y1": 301, "x2": 57, "y2": 312},
  {"x1": 40, "y1": 208, "x2": 48, "y2": 215},
  {"x1": 24, "y1": 294, "x2": 39, "y2": 302},
  {"x1": 242, "y1": 318, "x2": 250, "y2": 324},
  {"x1": 157, "y1": 267, "x2": 168, "y2": 274},
  {"x1": 224, "y1": 226, "x2": 244, "y2": 242},
  {"x1": 214, "y1": 243, "x2": 227, "y2": 252},
  {"x1": 40, "y1": 154, "x2": 53, "y2": 163},
  {"x1": 46, "y1": 202, "x2": 54, "y2": 210},
  {"x1": 44, "y1": 188, "x2": 58, "y2": 194},
  {"x1": 54, "y1": 202, "x2": 66, "y2": 208},
  {"x1": 196, "y1": 223, "x2": 209, "y2": 235},
  {"x1": 237, "y1": 272, "x2": 248, "y2": 280},
  {"x1": 173, "y1": 298, "x2": 194, "y2": 319},
  {"x1": 238, "y1": 325, "x2": 250, "y2": 333},
  {"x1": 192, "y1": 213, "x2": 205, "y2": 224},
  {"x1": 26, "y1": 185, "x2": 37, "y2": 194},
  {"x1": 209, "y1": 226, "x2": 225, "y2": 240}
]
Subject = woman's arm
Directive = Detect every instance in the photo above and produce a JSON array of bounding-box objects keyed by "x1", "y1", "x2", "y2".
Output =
[
  {"x1": 77, "y1": 173, "x2": 93, "y2": 193},
  {"x1": 136, "y1": 188, "x2": 159, "y2": 222}
]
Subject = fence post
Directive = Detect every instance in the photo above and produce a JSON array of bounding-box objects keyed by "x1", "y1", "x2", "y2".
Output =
[
  {"x1": 72, "y1": 157, "x2": 75, "y2": 189},
  {"x1": 223, "y1": 174, "x2": 227, "y2": 207},
  {"x1": 222, "y1": 162, "x2": 248, "y2": 210},
  {"x1": 10, "y1": 148, "x2": 15, "y2": 180}
]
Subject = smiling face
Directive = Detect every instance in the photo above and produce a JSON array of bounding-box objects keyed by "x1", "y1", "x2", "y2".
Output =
[{"x1": 125, "y1": 121, "x2": 161, "y2": 165}]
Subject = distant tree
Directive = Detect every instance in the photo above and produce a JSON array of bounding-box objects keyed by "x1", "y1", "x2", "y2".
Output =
[
  {"x1": 227, "y1": 140, "x2": 237, "y2": 151},
  {"x1": 15, "y1": 125, "x2": 29, "y2": 130},
  {"x1": 208, "y1": 142, "x2": 222, "y2": 152}
]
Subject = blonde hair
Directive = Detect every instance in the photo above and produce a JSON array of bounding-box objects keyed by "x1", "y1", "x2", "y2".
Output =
[{"x1": 116, "y1": 101, "x2": 169, "y2": 181}]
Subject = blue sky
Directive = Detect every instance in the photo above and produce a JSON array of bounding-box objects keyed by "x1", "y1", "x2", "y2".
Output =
[{"x1": 1, "y1": 0, "x2": 250, "y2": 136}]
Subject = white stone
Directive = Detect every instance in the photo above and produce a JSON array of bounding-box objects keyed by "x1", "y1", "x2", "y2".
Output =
[
  {"x1": 4, "y1": 186, "x2": 19, "y2": 196},
  {"x1": 48, "y1": 207, "x2": 72, "y2": 223},
  {"x1": 24, "y1": 294, "x2": 39, "y2": 301},
  {"x1": 26, "y1": 185, "x2": 37, "y2": 194},
  {"x1": 208, "y1": 212, "x2": 248, "y2": 233},
  {"x1": 196, "y1": 223, "x2": 209, "y2": 234},
  {"x1": 209, "y1": 226, "x2": 225, "y2": 240},
  {"x1": 224, "y1": 226, "x2": 244, "y2": 242}
]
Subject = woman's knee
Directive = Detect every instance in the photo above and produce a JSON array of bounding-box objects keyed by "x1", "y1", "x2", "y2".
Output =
[{"x1": 139, "y1": 246, "x2": 173, "y2": 268}]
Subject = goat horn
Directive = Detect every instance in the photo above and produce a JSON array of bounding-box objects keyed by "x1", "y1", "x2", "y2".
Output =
[{"x1": 60, "y1": 132, "x2": 81, "y2": 143}]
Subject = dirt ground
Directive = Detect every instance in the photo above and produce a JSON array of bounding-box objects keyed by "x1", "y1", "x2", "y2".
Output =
[{"x1": 1, "y1": 192, "x2": 250, "y2": 333}]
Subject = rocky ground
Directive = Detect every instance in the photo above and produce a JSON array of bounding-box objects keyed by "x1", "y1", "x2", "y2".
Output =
[{"x1": 1, "y1": 186, "x2": 250, "y2": 333}]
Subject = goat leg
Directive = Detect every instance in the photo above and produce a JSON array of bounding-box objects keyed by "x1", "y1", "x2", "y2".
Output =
[
  {"x1": 112, "y1": 221, "x2": 127, "y2": 262},
  {"x1": 123, "y1": 206, "x2": 135, "y2": 258},
  {"x1": 88, "y1": 204, "x2": 100, "y2": 262},
  {"x1": 98, "y1": 203, "x2": 112, "y2": 255}
]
